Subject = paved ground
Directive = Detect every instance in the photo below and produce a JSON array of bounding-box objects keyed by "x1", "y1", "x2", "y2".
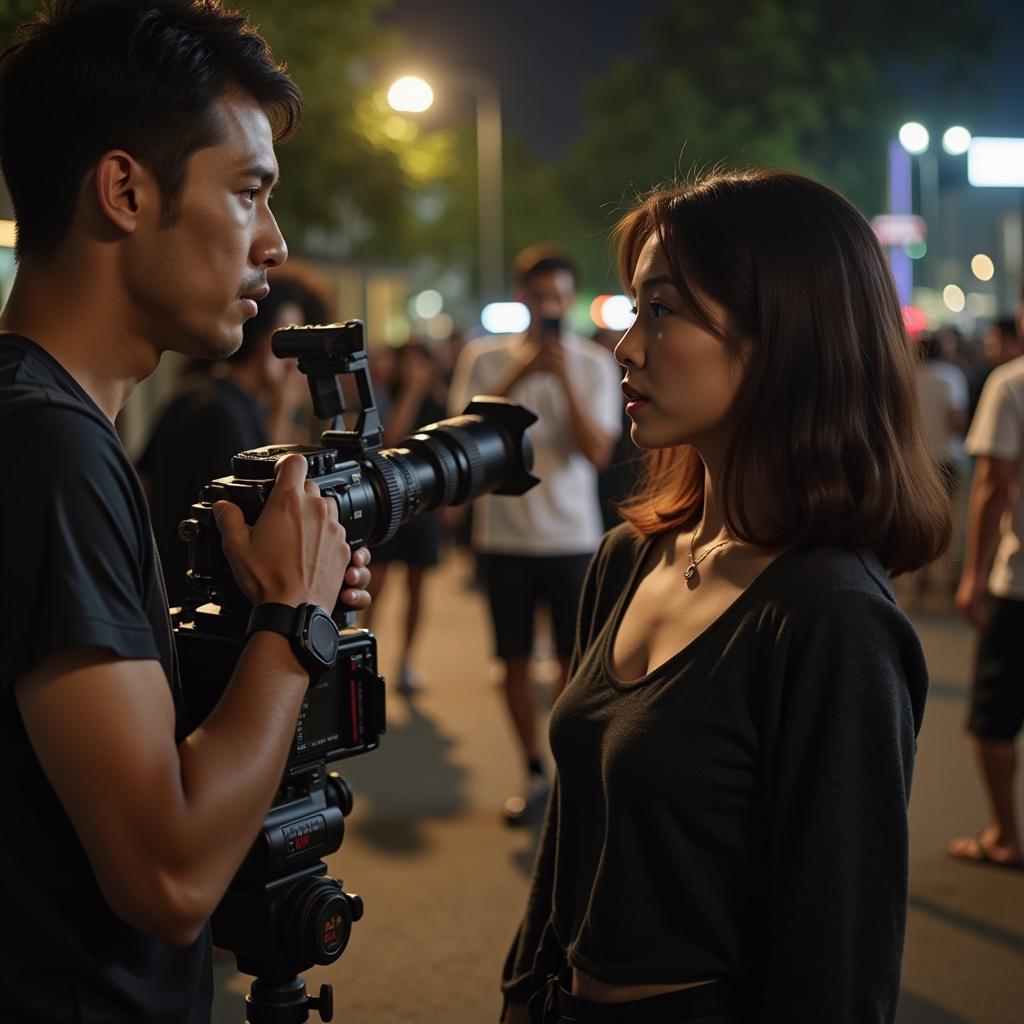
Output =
[{"x1": 211, "y1": 551, "x2": 1024, "y2": 1024}]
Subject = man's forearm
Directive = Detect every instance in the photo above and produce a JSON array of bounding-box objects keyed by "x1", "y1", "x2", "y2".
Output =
[
  {"x1": 563, "y1": 379, "x2": 613, "y2": 469},
  {"x1": 173, "y1": 632, "x2": 310, "y2": 920},
  {"x1": 962, "y1": 475, "x2": 1010, "y2": 585}
]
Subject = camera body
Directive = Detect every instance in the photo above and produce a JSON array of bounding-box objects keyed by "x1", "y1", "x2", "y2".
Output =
[{"x1": 172, "y1": 321, "x2": 538, "y2": 999}]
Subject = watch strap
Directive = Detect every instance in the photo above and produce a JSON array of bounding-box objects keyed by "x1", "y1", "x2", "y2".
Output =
[{"x1": 246, "y1": 602, "x2": 301, "y2": 643}]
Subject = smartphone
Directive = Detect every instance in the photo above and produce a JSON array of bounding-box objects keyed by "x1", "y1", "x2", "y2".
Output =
[{"x1": 540, "y1": 315, "x2": 562, "y2": 337}]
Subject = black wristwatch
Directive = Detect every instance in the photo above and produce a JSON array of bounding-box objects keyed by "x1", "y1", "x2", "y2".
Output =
[{"x1": 245, "y1": 602, "x2": 339, "y2": 676}]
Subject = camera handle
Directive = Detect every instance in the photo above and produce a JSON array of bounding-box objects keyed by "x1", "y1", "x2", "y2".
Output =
[{"x1": 244, "y1": 977, "x2": 334, "y2": 1023}]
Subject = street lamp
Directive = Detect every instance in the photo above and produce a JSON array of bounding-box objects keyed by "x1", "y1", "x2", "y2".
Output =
[
  {"x1": 388, "y1": 71, "x2": 504, "y2": 306},
  {"x1": 894, "y1": 121, "x2": 971, "y2": 294},
  {"x1": 387, "y1": 75, "x2": 433, "y2": 114}
]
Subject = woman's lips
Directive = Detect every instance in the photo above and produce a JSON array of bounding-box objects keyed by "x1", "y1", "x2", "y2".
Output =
[{"x1": 621, "y1": 381, "x2": 650, "y2": 415}]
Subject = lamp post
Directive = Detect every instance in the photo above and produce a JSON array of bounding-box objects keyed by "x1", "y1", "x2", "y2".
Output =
[
  {"x1": 388, "y1": 72, "x2": 504, "y2": 306},
  {"x1": 893, "y1": 121, "x2": 971, "y2": 295}
]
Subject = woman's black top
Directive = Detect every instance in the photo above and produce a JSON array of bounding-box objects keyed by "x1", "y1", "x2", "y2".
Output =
[{"x1": 501, "y1": 524, "x2": 928, "y2": 1023}]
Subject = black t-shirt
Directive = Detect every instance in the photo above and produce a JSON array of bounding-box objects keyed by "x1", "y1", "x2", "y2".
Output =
[
  {"x1": 138, "y1": 374, "x2": 267, "y2": 606},
  {"x1": 502, "y1": 524, "x2": 928, "y2": 1023},
  {"x1": 0, "y1": 335, "x2": 212, "y2": 1023}
]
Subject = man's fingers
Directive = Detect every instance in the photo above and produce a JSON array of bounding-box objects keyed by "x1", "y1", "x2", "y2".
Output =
[
  {"x1": 273, "y1": 453, "x2": 310, "y2": 490},
  {"x1": 352, "y1": 546, "x2": 372, "y2": 568},
  {"x1": 344, "y1": 564, "x2": 371, "y2": 588},
  {"x1": 213, "y1": 500, "x2": 246, "y2": 542},
  {"x1": 341, "y1": 587, "x2": 372, "y2": 610}
]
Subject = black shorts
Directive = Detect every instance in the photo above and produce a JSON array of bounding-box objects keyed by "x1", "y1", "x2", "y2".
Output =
[
  {"x1": 968, "y1": 596, "x2": 1024, "y2": 741},
  {"x1": 371, "y1": 512, "x2": 440, "y2": 567},
  {"x1": 480, "y1": 552, "x2": 592, "y2": 662}
]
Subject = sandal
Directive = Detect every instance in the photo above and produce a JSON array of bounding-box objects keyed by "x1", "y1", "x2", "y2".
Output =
[{"x1": 948, "y1": 830, "x2": 1023, "y2": 871}]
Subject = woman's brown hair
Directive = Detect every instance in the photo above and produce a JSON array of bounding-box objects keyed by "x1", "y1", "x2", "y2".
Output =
[{"x1": 614, "y1": 170, "x2": 951, "y2": 575}]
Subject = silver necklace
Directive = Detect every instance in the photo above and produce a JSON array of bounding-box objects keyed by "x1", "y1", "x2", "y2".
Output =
[{"x1": 684, "y1": 522, "x2": 730, "y2": 581}]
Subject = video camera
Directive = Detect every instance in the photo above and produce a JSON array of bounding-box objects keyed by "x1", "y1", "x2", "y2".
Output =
[{"x1": 172, "y1": 321, "x2": 538, "y2": 1023}]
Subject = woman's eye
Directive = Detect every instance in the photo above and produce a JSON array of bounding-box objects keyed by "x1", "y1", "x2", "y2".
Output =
[{"x1": 649, "y1": 301, "x2": 669, "y2": 320}]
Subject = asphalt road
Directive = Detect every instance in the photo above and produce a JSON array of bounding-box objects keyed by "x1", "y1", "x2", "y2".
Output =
[{"x1": 211, "y1": 551, "x2": 1024, "y2": 1024}]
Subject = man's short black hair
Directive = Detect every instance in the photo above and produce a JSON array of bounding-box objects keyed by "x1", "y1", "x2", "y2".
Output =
[
  {"x1": 513, "y1": 243, "x2": 579, "y2": 290},
  {"x1": 0, "y1": 0, "x2": 302, "y2": 262}
]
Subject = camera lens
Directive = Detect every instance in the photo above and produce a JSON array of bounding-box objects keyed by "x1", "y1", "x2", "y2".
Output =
[{"x1": 325, "y1": 397, "x2": 538, "y2": 548}]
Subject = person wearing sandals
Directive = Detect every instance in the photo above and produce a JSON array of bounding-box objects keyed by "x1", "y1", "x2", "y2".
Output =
[
  {"x1": 949, "y1": 287, "x2": 1024, "y2": 872},
  {"x1": 500, "y1": 171, "x2": 951, "y2": 1024}
]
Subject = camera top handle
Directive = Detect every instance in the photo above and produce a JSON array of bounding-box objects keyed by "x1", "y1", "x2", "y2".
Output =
[{"x1": 271, "y1": 321, "x2": 383, "y2": 457}]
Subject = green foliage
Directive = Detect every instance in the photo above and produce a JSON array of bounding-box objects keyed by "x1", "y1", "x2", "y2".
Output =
[
  {"x1": 0, "y1": 0, "x2": 460, "y2": 264},
  {"x1": 237, "y1": 0, "x2": 459, "y2": 262},
  {"x1": 559, "y1": 0, "x2": 998, "y2": 290}
]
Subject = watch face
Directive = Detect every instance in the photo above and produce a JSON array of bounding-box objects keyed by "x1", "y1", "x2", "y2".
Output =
[{"x1": 307, "y1": 610, "x2": 340, "y2": 666}]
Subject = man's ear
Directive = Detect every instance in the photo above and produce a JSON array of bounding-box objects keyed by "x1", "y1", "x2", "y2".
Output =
[{"x1": 93, "y1": 151, "x2": 155, "y2": 236}]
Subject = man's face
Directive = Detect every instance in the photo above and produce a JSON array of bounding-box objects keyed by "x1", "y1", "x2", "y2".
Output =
[
  {"x1": 520, "y1": 269, "x2": 576, "y2": 340},
  {"x1": 124, "y1": 91, "x2": 286, "y2": 359}
]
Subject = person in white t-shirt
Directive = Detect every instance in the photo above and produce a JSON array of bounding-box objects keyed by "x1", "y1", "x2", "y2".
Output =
[
  {"x1": 950, "y1": 298, "x2": 1024, "y2": 870},
  {"x1": 449, "y1": 245, "x2": 622, "y2": 825}
]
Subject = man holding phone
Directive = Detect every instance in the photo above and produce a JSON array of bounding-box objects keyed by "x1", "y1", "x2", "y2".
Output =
[{"x1": 449, "y1": 245, "x2": 621, "y2": 825}]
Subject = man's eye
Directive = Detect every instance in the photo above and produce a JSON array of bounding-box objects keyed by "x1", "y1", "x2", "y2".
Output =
[{"x1": 242, "y1": 188, "x2": 260, "y2": 203}]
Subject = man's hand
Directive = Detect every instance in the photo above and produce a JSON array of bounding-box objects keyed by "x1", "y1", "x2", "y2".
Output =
[
  {"x1": 511, "y1": 339, "x2": 567, "y2": 383},
  {"x1": 213, "y1": 453, "x2": 366, "y2": 610},
  {"x1": 955, "y1": 571, "x2": 988, "y2": 630}
]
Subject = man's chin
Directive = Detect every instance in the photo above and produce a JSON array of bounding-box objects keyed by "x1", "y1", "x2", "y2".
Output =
[{"x1": 190, "y1": 328, "x2": 243, "y2": 362}]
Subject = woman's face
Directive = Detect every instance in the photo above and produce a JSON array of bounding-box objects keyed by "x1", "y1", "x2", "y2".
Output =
[{"x1": 614, "y1": 234, "x2": 746, "y2": 452}]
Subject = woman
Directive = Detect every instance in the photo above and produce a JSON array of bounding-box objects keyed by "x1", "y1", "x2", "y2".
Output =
[{"x1": 500, "y1": 171, "x2": 951, "y2": 1024}]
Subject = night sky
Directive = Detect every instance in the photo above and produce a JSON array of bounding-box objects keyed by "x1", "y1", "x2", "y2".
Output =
[
  {"x1": 381, "y1": 0, "x2": 1024, "y2": 157},
  {"x1": 379, "y1": 0, "x2": 669, "y2": 158}
]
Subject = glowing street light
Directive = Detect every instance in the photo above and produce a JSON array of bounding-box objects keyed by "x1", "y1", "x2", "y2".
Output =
[
  {"x1": 388, "y1": 72, "x2": 504, "y2": 304},
  {"x1": 898, "y1": 122, "x2": 930, "y2": 155},
  {"x1": 942, "y1": 126, "x2": 972, "y2": 156},
  {"x1": 387, "y1": 76, "x2": 433, "y2": 113}
]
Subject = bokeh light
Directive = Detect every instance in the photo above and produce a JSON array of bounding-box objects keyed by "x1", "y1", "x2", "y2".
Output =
[
  {"x1": 942, "y1": 284, "x2": 966, "y2": 313},
  {"x1": 970, "y1": 253, "x2": 995, "y2": 281},
  {"x1": 387, "y1": 76, "x2": 434, "y2": 113},
  {"x1": 942, "y1": 126, "x2": 972, "y2": 156},
  {"x1": 898, "y1": 122, "x2": 930, "y2": 155},
  {"x1": 481, "y1": 302, "x2": 530, "y2": 334},
  {"x1": 412, "y1": 289, "x2": 444, "y2": 319}
]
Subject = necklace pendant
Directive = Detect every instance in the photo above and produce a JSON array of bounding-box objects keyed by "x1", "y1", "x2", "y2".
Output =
[{"x1": 683, "y1": 563, "x2": 697, "y2": 581}]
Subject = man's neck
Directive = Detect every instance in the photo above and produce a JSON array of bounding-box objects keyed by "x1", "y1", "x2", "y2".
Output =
[{"x1": 0, "y1": 263, "x2": 159, "y2": 423}]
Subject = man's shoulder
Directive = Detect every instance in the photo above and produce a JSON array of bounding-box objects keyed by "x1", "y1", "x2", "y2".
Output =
[
  {"x1": 0, "y1": 386, "x2": 114, "y2": 450},
  {"x1": 464, "y1": 335, "x2": 519, "y2": 361},
  {"x1": 2, "y1": 391, "x2": 137, "y2": 512},
  {"x1": 987, "y1": 355, "x2": 1024, "y2": 395}
]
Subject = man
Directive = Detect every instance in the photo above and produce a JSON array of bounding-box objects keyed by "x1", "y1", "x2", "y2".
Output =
[
  {"x1": 139, "y1": 271, "x2": 327, "y2": 605},
  {"x1": 0, "y1": 3, "x2": 371, "y2": 1021},
  {"x1": 950, "y1": 292, "x2": 1024, "y2": 871},
  {"x1": 967, "y1": 316, "x2": 1022, "y2": 428},
  {"x1": 449, "y1": 245, "x2": 622, "y2": 825}
]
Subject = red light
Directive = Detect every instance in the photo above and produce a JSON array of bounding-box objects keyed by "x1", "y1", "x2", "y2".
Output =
[{"x1": 902, "y1": 306, "x2": 928, "y2": 338}]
